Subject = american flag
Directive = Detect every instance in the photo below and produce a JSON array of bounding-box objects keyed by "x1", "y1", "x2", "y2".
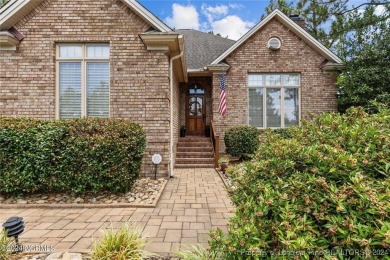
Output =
[{"x1": 218, "y1": 72, "x2": 227, "y2": 116}]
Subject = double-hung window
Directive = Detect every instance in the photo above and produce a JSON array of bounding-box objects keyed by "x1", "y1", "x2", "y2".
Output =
[
  {"x1": 248, "y1": 73, "x2": 300, "y2": 128},
  {"x1": 57, "y1": 43, "x2": 110, "y2": 119}
]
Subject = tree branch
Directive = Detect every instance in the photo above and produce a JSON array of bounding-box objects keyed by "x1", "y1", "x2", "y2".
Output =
[{"x1": 333, "y1": 2, "x2": 388, "y2": 15}]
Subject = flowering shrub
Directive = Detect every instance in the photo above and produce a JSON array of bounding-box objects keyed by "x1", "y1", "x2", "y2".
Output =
[
  {"x1": 0, "y1": 118, "x2": 146, "y2": 195},
  {"x1": 210, "y1": 106, "x2": 390, "y2": 258}
]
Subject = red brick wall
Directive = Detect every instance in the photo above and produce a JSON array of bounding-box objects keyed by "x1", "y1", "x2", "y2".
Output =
[
  {"x1": 0, "y1": 0, "x2": 171, "y2": 177},
  {"x1": 212, "y1": 18, "x2": 338, "y2": 152}
]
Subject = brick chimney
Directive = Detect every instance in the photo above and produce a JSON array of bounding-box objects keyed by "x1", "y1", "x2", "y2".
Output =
[{"x1": 289, "y1": 14, "x2": 305, "y2": 29}]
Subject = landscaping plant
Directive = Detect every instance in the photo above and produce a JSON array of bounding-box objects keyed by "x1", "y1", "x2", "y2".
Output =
[
  {"x1": 92, "y1": 222, "x2": 155, "y2": 260},
  {"x1": 209, "y1": 106, "x2": 390, "y2": 259},
  {"x1": 224, "y1": 125, "x2": 261, "y2": 160},
  {"x1": 0, "y1": 118, "x2": 146, "y2": 195},
  {"x1": 0, "y1": 229, "x2": 12, "y2": 259},
  {"x1": 175, "y1": 244, "x2": 221, "y2": 260}
]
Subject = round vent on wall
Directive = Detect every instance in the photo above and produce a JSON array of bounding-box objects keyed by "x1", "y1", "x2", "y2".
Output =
[{"x1": 268, "y1": 37, "x2": 281, "y2": 50}]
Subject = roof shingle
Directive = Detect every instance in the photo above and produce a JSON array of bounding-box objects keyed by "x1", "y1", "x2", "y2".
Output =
[{"x1": 177, "y1": 29, "x2": 235, "y2": 70}]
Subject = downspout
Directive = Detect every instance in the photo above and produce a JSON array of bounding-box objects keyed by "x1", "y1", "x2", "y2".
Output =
[{"x1": 169, "y1": 36, "x2": 184, "y2": 178}]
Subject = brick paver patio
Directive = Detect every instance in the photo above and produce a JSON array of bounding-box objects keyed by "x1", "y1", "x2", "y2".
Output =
[{"x1": 0, "y1": 168, "x2": 234, "y2": 256}]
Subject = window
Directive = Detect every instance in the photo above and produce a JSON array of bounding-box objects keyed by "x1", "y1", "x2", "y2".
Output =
[
  {"x1": 248, "y1": 74, "x2": 300, "y2": 128},
  {"x1": 57, "y1": 44, "x2": 110, "y2": 119}
]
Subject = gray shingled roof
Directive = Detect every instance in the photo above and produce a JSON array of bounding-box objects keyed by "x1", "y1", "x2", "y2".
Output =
[{"x1": 177, "y1": 29, "x2": 235, "y2": 70}]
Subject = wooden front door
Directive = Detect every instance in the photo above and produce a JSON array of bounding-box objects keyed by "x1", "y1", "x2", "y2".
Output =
[{"x1": 186, "y1": 88, "x2": 205, "y2": 135}]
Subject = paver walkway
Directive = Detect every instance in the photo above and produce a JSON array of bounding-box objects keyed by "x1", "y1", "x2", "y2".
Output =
[{"x1": 0, "y1": 168, "x2": 234, "y2": 256}]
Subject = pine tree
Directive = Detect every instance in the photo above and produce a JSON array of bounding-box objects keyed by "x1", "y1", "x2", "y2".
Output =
[{"x1": 261, "y1": 0, "x2": 295, "y2": 19}]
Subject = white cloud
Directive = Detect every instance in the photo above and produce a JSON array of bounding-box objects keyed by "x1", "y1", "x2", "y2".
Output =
[
  {"x1": 374, "y1": 5, "x2": 385, "y2": 16},
  {"x1": 165, "y1": 3, "x2": 254, "y2": 40},
  {"x1": 211, "y1": 15, "x2": 255, "y2": 40},
  {"x1": 165, "y1": 4, "x2": 199, "y2": 30},
  {"x1": 228, "y1": 3, "x2": 245, "y2": 10},
  {"x1": 201, "y1": 4, "x2": 229, "y2": 24}
]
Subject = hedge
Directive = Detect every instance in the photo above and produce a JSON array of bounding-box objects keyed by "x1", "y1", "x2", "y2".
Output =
[
  {"x1": 224, "y1": 125, "x2": 261, "y2": 160},
  {"x1": 0, "y1": 118, "x2": 146, "y2": 195},
  {"x1": 210, "y1": 106, "x2": 390, "y2": 258}
]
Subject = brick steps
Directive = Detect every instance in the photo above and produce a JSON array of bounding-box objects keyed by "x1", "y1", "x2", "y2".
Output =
[
  {"x1": 175, "y1": 164, "x2": 215, "y2": 168},
  {"x1": 176, "y1": 152, "x2": 213, "y2": 158},
  {"x1": 175, "y1": 136, "x2": 214, "y2": 168}
]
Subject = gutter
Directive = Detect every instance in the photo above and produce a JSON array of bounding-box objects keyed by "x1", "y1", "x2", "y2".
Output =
[{"x1": 169, "y1": 35, "x2": 184, "y2": 178}]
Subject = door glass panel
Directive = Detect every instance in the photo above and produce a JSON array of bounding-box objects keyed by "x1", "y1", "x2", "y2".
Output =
[
  {"x1": 196, "y1": 97, "x2": 203, "y2": 116},
  {"x1": 189, "y1": 102, "x2": 196, "y2": 116},
  {"x1": 188, "y1": 88, "x2": 205, "y2": 94}
]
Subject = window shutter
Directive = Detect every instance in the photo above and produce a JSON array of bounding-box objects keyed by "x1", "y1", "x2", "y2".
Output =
[
  {"x1": 86, "y1": 62, "x2": 109, "y2": 118},
  {"x1": 59, "y1": 62, "x2": 82, "y2": 119}
]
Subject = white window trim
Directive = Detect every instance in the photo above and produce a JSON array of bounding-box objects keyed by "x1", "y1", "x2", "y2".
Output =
[
  {"x1": 55, "y1": 43, "x2": 110, "y2": 119},
  {"x1": 247, "y1": 73, "x2": 301, "y2": 129}
]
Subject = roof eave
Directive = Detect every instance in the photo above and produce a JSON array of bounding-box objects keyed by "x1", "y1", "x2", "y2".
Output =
[
  {"x1": 0, "y1": 0, "x2": 172, "y2": 32},
  {"x1": 0, "y1": 32, "x2": 19, "y2": 50},
  {"x1": 321, "y1": 62, "x2": 345, "y2": 71},
  {"x1": 206, "y1": 63, "x2": 231, "y2": 72},
  {"x1": 122, "y1": 0, "x2": 171, "y2": 32},
  {"x1": 211, "y1": 9, "x2": 343, "y2": 65},
  {"x1": 0, "y1": 0, "x2": 43, "y2": 30},
  {"x1": 140, "y1": 33, "x2": 187, "y2": 82}
]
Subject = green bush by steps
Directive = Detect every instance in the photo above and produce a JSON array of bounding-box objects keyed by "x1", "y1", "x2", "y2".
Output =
[
  {"x1": 224, "y1": 125, "x2": 261, "y2": 160},
  {"x1": 210, "y1": 106, "x2": 390, "y2": 258},
  {"x1": 0, "y1": 118, "x2": 146, "y2": 195}
]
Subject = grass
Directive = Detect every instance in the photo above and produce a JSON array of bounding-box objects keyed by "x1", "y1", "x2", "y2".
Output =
[
  {"x1": 0, "y1": 229, "x2": 13, "y2": 259},
  {"x1": 92, "y1": 222, "x2": 155, "y2": 260},
  {"x1": 174, "y1": 244, "x2": 221, "y2": 260}
]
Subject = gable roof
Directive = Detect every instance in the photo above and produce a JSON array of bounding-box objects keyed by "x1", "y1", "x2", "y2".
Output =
[
  {"x1": 176, "y1": 29, "x2": 235, "y2": 70},
  {"x1": 211, "y1": 9, "x2": 342, "y2": 65},
  {"x1": 0, "y1": 0, "x2": 171, "y2": 32}
]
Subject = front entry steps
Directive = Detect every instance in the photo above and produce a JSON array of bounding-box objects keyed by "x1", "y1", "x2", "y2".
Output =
[{"x1": 175, "y1": 136, "x2": 214, "y2": 168}]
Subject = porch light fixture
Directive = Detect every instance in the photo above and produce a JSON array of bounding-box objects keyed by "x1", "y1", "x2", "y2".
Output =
[{"x1": 2, "y1": 216, "x2": 24, "y2": 252}]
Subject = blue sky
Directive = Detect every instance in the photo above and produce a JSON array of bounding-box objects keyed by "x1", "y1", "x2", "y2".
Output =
[
  {"x1": 140, "y1": 1, "x2": 267, "y2": 40},
  {"x1": 139, "y1": 0, "x2": 380, "y2": 40}
]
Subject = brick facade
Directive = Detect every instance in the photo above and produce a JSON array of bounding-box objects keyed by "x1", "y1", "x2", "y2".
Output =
[
  {"x1": 1, "y1": 2, "x2": 339, "y2": 172},
  {"x1": 0, "y1": 0, "x2": 173, "y2": 177},
  {"x1": 212, "y1": 18, "x2": 338, "y2": 152}
]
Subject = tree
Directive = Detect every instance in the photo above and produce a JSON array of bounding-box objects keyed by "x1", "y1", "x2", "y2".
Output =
[
  {"x1": 263, "y1": 0, "x2": 388, "y2": 48},
  {"x1": 261, "y1": 0, "x2": 295, "y2": 19},
  {"x1": 336, "y1": 5, "x2": 390, "y2": 112},
  {"x1": 295, "y1": 0, "x2": 349, "y2": 48},
  {"x1": 1, "y1": 0, "x2": 9, "y2": 8}
]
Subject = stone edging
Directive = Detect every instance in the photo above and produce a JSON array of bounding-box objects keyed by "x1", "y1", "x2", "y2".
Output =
[{"x1": 0, "y1": 180, "x2": 167, "y2": 209}]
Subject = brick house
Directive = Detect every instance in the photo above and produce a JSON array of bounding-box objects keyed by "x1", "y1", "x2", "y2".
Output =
[{"x1": 0, "y1": 0, "x2": 342, "y2": 178}]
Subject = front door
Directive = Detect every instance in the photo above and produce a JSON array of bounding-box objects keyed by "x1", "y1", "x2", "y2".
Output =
[{"x1": 186, "y1": 87, "x2": 205, "y2": 135}]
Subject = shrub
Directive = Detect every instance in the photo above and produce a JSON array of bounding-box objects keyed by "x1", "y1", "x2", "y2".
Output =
[
  {"x1": 92, "y1": 222, "x2": 155, "y2": 260},
  {"x1": 224, "y1": 125, "x2": 261, "y2": 160},
  {"x1": 209, "y1": 106, "x2": 390, "y2": 258},
  {"x1": 0, "y1": 118, "x2": 146, "y2": 195}
]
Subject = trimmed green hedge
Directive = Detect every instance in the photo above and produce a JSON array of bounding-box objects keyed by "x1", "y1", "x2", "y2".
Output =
[
  {"x1": 224, "y1": 125, "x2": 261, "y2": 160},
  {"x1": 0, "y1": 118, "x2": 146, "y2": 195},
  {"x1": 210, "y1": 106, "x2": 390, "y2": 258}
]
